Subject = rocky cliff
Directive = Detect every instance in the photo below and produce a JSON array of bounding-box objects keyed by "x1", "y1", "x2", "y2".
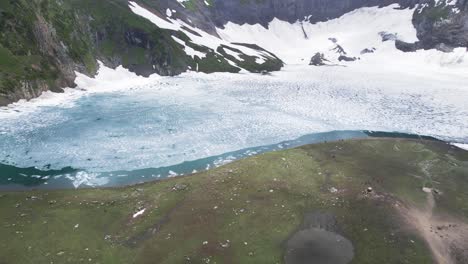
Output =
[
  {"x1": 398, "y1": 0, "x2": 468, "y2": 51},
  {"x1": 210, "y1": 0, "x2": 416, "y2": 26},
  {"x1": 0, "y1": 0, "x2": 282, "y2": 106}
]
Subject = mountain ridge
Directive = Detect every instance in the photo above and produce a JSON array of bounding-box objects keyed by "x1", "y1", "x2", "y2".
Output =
[{"x1": 0, "y1": 0, "x2": 467, "y2": 106}]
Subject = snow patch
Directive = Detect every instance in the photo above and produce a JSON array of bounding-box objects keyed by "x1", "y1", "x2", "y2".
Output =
[
  {"x1": 128, "y1": 1, "x2": 270, "y2": 70},
  {"x1": 171, "y1": 36, "x2": 206, "y2": 58},
  {"x1": 133, "y1": 208, "x2": 146, "y2": 218},
  {"x1": 452, "y1": 143, "x2": 468, "y2": 151},
  {"x1": 65, "y1": 171, "x2": 109, "y2": 189},
  {"x1": 217, "y1": 4, "x2": 467, "y2": 70}
]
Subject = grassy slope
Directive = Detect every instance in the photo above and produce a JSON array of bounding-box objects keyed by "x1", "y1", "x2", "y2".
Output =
[
  {"x1": 1, "y1": 139, "x2": 467, "y2": 263},
  {"x1": 0, "y1": 0, "x2": 59, "y2": 95},
  {"x1": 0, "y1": 0, "x2": 283, "y2": 104}
]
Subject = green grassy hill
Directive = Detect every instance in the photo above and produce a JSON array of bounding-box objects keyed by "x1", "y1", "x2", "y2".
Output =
[{"x1": 1, "y1": 138, "x2": 467, "y2": 263}]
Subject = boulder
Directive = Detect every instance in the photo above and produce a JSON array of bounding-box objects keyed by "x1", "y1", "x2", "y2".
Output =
[
  {"x1": 379, "y1": 31, "x2": 397, "y2": 42},
  {"x1": 338, "y1": 55, "x2": 357, "y2": 62},
  {"x1": 309, "y1": 52, "x2": 329, "y2": 66},
  {"x1": 360, "y1": 48, "x2": 376, "y2": 55}
]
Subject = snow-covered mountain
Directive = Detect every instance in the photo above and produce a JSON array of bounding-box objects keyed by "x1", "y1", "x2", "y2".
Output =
[{"x1": 0, "y1": 0, "x2": 467, "y2": 105}]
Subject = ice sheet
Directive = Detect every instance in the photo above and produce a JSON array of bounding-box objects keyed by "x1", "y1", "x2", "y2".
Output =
[{"x1": 0, "y1": 64, "x2": 467, "y2": 173}]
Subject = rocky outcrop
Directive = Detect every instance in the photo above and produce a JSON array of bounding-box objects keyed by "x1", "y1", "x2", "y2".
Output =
[
  {"x1": 309, "y1": 53, "x2": 329, "y2": 66},
  {"x1": 360, "y1": 48, "x2": 376, "y2": 54},
  {"x1": 0, "y1": 0, "x2": 281, "y2": 106},
  {"x1": 396, "y1": 0, "x2": 468, "y2": 52},
  {"x1": 211, "y1": 0, "x2": 416, "y2": 27},
  {"x1": 338, "y1": 55, "x2": 358, "y2": 62}
]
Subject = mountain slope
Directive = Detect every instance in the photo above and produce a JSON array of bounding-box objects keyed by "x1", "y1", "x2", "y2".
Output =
[
  {"x1": 0, "y1": 0, "x2": 282, "y2": 106},
  {"x1": 1, "y1": 0, "x2": 467, "y2": 106}
]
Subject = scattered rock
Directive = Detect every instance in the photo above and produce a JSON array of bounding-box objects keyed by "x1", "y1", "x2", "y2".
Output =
[
  {"x1": 332, "y1": 44, "x2": 347, "y2": 55},
  {"x1": 367, "y1": 187, "x2": 373, "y2": 193},
  {"x1": 172, "y1": 183, "x2": 188, "y2": 191},
  {"x1": 329, "y1": 187, "x2": 338, "y2": 193},
  {"x1": 360, "y1": 48, "x2": 376, "y2": 55},
  {"x1": 56, "y1": 251, "x2": 65, "y2": 256},
  {"x1": 422, "y1": 187, "x2": 432, "y2": 193},
  {"x1": 328, "y1": 37, "x2": 338, "y2": 43},
  {"x1": 338, "y1": 55, "x2": 357, "y2": 62},
  {"x1": 379, "y1": 31, "x2": 397, "y2": 42},
  {"x1": 309, "y1": 52, "x2": 329, "y2": 66},
  {"x1": 220, "y1": 240, "x2": 230, "y2": 248}
]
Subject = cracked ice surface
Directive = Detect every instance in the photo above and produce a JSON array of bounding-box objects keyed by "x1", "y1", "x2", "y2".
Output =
[{"x1": 0, "y1": 64, "x2": 467, "y2": 173}]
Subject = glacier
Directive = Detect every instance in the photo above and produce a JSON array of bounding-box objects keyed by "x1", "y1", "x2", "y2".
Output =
[{"x1": 0, "y1": 64, "x2": 467, "y2": 173}]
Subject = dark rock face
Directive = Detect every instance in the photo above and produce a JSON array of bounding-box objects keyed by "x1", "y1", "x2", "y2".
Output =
[
  {"x1": 395, "y1": 39, "x2": 419, "y2": 52},
  {"x1": 211, "y1": 0, "x2": 416, "y2": 27},
  {"x1": 398, "y1": 0, "x2": 468, "y2": 51}
]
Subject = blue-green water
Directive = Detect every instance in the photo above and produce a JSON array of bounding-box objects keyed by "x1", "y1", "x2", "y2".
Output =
[
  {"x1": 1, "y1": 71, "x2": 466, "y2": 190},
  {"x1": 0, "y1": 130, "x2": 443, "y2": 190}
]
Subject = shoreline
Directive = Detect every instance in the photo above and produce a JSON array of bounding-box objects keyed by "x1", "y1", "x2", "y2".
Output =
[{"x1": 1, "y1": 133, "x2": 464, "y2": 192}]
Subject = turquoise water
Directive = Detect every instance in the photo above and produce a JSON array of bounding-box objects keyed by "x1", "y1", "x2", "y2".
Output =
[
  {"x1": 0, "y1": 130, "x2": 443, "y2": 190},
  {"x1": 1, "y1": 71, "x2": 466, "y2": 190},
  {"x1": 0, "y1": 130, "x2": 368, "y2": 190}
]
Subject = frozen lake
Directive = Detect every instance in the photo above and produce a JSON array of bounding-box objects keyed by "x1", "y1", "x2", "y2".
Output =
[{"x1": 0, "y1": 65, "x2": 467, "y2": 189}]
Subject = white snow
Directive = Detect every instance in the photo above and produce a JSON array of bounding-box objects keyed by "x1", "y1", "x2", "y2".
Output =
[
  {"x1": 128, "y1": 1, "x2": 270, "y2": 69},
  {"x1": 65, "y1": 171, "x2": 109, "y2": 189},
  {"x1": 223, "y1": 48, "x2": 244, "y2": 61},
  {"x1": 171, "y1": 36, "x2": 206, "y2": 58},
  {"x1": 453, "y1": 143, "x2": 468, "y2": 151},
  {"x1": 217, "y1": 4, "x2": 468, "y2": 72},
  {"x1": 129, "y1": 2, "x2": 179, "y2": 31},
  {"x1": 0, "y1": 61, "x2": 160, "y2": 119},
  {"x1": 133, "y1": 208, "x2": 146, "y2": 218}
]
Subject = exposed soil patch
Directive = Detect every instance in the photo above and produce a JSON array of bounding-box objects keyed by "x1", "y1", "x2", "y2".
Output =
[
  {"x1": 285, "y1": 212, "x2": 354, "y2": 264},
  {"x1": 397, "y1": 189, "x2": 468, "y2": 264}
]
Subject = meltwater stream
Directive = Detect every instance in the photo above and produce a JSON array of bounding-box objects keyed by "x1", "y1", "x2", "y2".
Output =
[{"x1": 0, "y1": 66, "x2": 467, "y2": 189}]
